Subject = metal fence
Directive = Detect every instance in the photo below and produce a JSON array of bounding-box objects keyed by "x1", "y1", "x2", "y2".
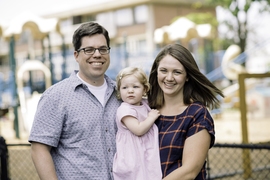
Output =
[
  {"x1": 207, "y1": 143, "x2": 270, "y2": 180},
  {"x1": 1, "y1": 143, "x2": 39, "y2": 180},
  {"x1": 1, "y1": 143, "x2": 270, "y2": 180}
]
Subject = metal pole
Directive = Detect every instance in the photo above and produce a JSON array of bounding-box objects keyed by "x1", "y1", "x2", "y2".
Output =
[
  {"x1": 123, "y1": 35, "x2": 128, "y2": 67},
  {"x1": 41, "y1": 39, "x2": 46, "y2": 63},
  {"x1": 238, "y1": 73, "x2": 251, "y2": 179},
  {"x1": 61, "y1": 34, "x2": 67, "y2": 80},
  {"x1": 47, "y1": 34, "x2": 53, "y2": 84},
  {"x1": 9, "y1": 35, "x2": 20, "y2": 138}
]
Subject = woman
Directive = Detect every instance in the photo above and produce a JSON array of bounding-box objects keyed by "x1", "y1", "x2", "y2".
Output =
[{"x1": 147, "y1": 44, "x2": 224, "y2": 180}]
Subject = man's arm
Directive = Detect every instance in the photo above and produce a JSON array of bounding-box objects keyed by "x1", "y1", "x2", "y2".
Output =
[{"x1": 31, "y1": 142, "x2": 58, "y2": 180}]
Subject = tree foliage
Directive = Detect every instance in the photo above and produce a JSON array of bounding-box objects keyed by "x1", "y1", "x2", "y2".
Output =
[
  {"x1": 206, "y1": 0, "x2": 270, "y2": 53},
  {"x1": 171, "y1": 12, "x2": 218, "y2": 27}
]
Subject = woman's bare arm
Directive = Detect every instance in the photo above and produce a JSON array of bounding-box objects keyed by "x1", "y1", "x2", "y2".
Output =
[{"x1": 163, "y1": 129, "x2": 211, "y2": 180}]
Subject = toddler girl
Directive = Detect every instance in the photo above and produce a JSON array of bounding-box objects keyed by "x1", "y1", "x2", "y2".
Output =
[{"x1": 113, "y1": 67, "x2": 162, "y2": 180}]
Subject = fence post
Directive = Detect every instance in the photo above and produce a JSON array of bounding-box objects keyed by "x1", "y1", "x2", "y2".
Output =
[
  {"x1": 0, "y1": 136, "x2": 9, "y2": 180},
  {"x1": 238, "y1": 73, "x2": 251, "y2": 179},
  {"x1": 206, "y1": 154, "x2": 211, "y2": 180}
]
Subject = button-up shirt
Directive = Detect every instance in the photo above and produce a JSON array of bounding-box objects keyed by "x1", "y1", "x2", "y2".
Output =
[{"x1": 29, "y1": 70, "x2": 121, "y2": 180}]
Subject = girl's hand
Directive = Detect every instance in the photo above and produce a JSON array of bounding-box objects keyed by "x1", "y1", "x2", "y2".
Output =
[{"x1": 148, "y1": 109, "x2": 160, "y2": 120}]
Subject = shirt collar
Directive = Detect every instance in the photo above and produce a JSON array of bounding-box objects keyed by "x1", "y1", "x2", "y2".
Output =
[{"x1": 70, "y1": 70, "x2": 117, "y2": 91}]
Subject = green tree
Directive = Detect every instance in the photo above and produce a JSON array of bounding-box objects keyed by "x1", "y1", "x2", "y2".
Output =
[{"x1": 206, "y1": 0, "x2": 270, "y2": 53}]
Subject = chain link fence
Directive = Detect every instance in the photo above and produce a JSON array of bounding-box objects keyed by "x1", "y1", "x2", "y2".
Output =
[
  {"x1": 1, "y1": 143, "x2": 38, "y2": 180},
  {"x1": 207, "y1": 143, "x2": 270, "y2": 180},
  {"x1": 1, "y1": 142, "x2": 270, "y2": 180}
]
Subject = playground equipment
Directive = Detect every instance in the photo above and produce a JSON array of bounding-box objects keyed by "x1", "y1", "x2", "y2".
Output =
[
  {"x1": 221, "y1": 44, "x2": 246, "y2": 108},
  {"x1": 221, "y1": 44, "x2": 246, "y2": 81},
  {"x1": 220, "y1": 44, "x2": 270, "y2": 179},
  {"x1": 17, "y1": 60, "x2": 51, "y2": 133}
]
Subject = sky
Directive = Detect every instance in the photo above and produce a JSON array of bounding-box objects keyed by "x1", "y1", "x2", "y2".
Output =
[
  {"x1": 0, "y1": 0, "x2": 111, "y2": 26},
  {"x1": 215, "y1": 2, "x2": 270, "y2": 72},
  {"x1": 216, "y1": 2, "x2": 270, "y2": 44}
]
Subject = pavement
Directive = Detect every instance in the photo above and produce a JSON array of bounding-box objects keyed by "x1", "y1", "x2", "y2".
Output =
[{"x1": 214, "y1": 109, "x2": 270, "y2": 144}]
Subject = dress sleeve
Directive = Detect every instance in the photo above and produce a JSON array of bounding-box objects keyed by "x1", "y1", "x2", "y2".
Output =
[
  {"x1": 116, "y1": 102, "x2": 138, "y2": 129},
  {"x1": 186, "y1": 104, "x2": 215, "y2": 148}
]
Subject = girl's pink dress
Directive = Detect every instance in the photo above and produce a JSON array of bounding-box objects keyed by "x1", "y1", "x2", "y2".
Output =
[{"x1": 113, "y1": 100, "x2": 162, "y2": 180}]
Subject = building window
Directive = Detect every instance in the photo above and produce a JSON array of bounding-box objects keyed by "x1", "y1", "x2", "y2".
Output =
[
  {"x1": 60, "y1": 19, "x2": 72, "y2": 28},
  {"x1": 137, "y1": 39, "x2": 147, "y2": 54},
  {"x1": 115, "y1": 8, "x2": 133, "y2": 26},
  {"x1": 73, "y1": 16, "x2": 82, "y2": 24},
  {"x1": 134, "y1": 5, "x2": 148, "y2": 24},
  {"x1": 82, "y1": 15, "x2": 96, "y2": 23}
]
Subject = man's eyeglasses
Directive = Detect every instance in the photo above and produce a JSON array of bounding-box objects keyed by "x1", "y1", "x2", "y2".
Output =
[{"x1": 77, "y1": 47, "x2": 111, "y2": 55}]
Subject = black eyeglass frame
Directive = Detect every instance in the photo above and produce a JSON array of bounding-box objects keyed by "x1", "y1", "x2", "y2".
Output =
[{"x1": 77, "y1": 47, "x2": 111, "y2": 55}]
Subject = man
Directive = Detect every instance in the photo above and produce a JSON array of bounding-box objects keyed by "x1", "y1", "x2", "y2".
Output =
[{"x1": 29, "y1": 22, "x2": 121, "y2": 180}]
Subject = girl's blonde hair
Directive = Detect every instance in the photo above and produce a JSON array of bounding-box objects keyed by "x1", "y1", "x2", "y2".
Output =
[{"x1": 116, "y1": 67, "x2": 150, "y2": 100}]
